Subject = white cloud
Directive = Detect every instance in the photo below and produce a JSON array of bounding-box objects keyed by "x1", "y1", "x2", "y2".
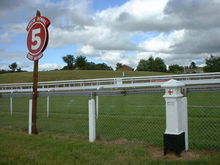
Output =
[
  {"x1": 77, "y1": 45, "x2": 96, "y2": 56},
  {"x1": 1, "y1": 0, "x2": 220, "y2": 71},
  {"x1": 39, "y1": 63, "x2": 65, "y2": 71},
  {"x1": 4, "y1": 23, "x2": 26, "y2": 34},
  {"x1": 0, "y1": 32, "x2": 12, "y2": 43},
  {"x1": 0, "y1": 49, "x2": 25, "y2": 61},
  {"x1": 96, "y1": 0, "x2": 171, "y2": 32},
  {"x1": 49, "y1": 25, "x2": 135, "y2": 50},
  {"x1": 0, "y1": 61, "x2": 32, "y2": 71},
  {"x1": 97, "y1": 0, "x2": 168, "y2": 24},
  {"x1": 139, "y1": 30, "x2": 185, "y2": 52}
]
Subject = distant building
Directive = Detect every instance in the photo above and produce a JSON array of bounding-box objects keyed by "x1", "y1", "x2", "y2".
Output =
[
  {"x1": 117, "y1": 65, "x2": 134, "y2": 71},
  {"x1": 184, "y1": 67, "x2": 204, "y2": 74}
]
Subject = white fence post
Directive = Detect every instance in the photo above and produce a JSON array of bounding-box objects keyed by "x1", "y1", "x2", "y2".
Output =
[
  {"x1": 181, "y1": 97, "x2": 188, "y2": 151},
  {"x1": 28, "y1": 99, "x2": 32, "y2": 135},
  {"x1": 96, "y1": 95, "x2": 99, "y2": 119},
  {"x1": 47, "y1": 95, "x2": 50, "y2": 118},
  {"x1": 10, "y1": 92, "x2": 13, "y2": 116},
  {"x1": 161, "y1": 79, "x2": 188, "y2": 156},
  {"x1": 88, "y1": 98, "x2": 96, "y2": 142}
]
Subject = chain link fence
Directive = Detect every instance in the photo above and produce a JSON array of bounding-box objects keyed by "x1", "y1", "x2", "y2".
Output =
[
  {"x1": 0, "y1": 89, "x2": 219, "y2": 151},
  {"x1": 96, "y1": 94, "x2": 165, "y2": 146},
  {"x1": 188, "y1": 91, "x2": 220, "y2": 150}
]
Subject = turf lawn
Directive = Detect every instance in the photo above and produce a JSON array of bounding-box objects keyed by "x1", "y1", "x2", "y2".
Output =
[
  {"x1": 0, "y1": 70, "x2": 171, "y2": 84},
  {"x1": 0, "y1": 70, "x2": 220, "y2": 164},
  {"x1": 0, "y1": 92, "x2": 219, "y2": 150},
  {"x1": 0, "y1": 128, "x2": 220, "y2": 165}
]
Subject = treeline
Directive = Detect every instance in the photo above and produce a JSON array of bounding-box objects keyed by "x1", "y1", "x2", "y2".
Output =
[
  {"x1": 134, "y1": 55, "x2": 220, "y2": 73},
  {"x1": 62, "y1": 55, "x2": 113, "y2": 70},
  {"x1": 62, "y1": 54, "x2": 220, "y2": 73},
  {"x1": 0, "y1": 62, "x2": 26, "y2": 74},
  {"x1": 136, "y1": 57, "x2": 167, "y2": 72},
  {"x1": 2, "y1": 54, "x2": 220, "y2": 74}
]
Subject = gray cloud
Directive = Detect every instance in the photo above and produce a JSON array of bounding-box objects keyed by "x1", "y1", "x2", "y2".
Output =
[
  {"x1": 171, "y1": 29, "x2": 220, "y2": 54},
  {"x1": 164, "y1": 0, "x2": 220, "y2": 30},
  {"x1": 1, "y1": 0, "x2": 220, "y2": 70},
  {"x1": 0, "y1": 0, "x2": 94, "y2": 27},
  {"x1": 105, "y1": 0, "x2": 220, "y2": 34},
  {"x1": 0, "y1": 0, "x2": 26, "y2": 10},
  {"x1": 160, "y1": 0, "x2": 220, "y2": 58},
  {"x1": 0, "y1": 49, "x2": 26, "y2": 61}
]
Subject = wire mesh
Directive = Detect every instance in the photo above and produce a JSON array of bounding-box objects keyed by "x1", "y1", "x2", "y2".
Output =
[
  {"x1": 0, "y1": 97, "x2": 29, "y2": 130},
  {"x1": 188, "y1": 92, "x2": 220, "y2": 150},
  {"x1": 0, "y1": 90, "x2": 219, "y2": 151},
  {"x1": 96, "y1": 94, "x2": 165, "y2": 146},
  {"x1": 37, "y1": 96, "x2": 89, "y2": 136}
]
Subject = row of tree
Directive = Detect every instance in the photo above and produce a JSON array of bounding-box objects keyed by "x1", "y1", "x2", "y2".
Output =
[
  {"x1": 0, "y1": 62, "x2": 25, "y2": 74},
  {"x1": 62, "y1": 54, "x2": 220, "y2": 73},
  {"x1": 62, "y1": 55, "x2": 113, "y2": 70},
  {"x1": 166, "y1": 56, "x2": 220, "y2": 73},
  {"x1": 2, "y1": 55, "x2": 220, "y2": 74},
  {"x1": 136, "y1": 57, "x2": 167, "y2": 72}
]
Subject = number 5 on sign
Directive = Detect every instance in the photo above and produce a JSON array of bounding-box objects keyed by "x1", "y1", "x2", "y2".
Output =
[
  {"x1": 26, "y1": 16, "x2": 50, "y2": 61},
  {"x1": 31, "y1": 28, "x2": 41, "y2": 50}
]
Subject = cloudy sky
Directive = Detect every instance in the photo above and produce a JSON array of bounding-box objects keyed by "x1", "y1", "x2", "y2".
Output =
[{"x1": 0, "y1": 0, "x2": 220, "y2": 71}]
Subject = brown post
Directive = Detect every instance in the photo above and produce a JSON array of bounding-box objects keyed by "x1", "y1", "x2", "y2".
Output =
[{"x1": 31, "y1": 10, "x2": 41, "y2": 134}]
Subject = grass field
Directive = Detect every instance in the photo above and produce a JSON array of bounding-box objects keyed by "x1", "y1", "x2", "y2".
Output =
[
  {"x1": 1, "y1": 92, "x2": 220, "y2": 150},
  {"x1": 0, "y1": 70, "x2": 220, "y2": 164},
  {"x1": 1, "y1": 128, "x2": 220, "y2": 165},
  {"x1": 0, "y1": 70, "x2": 170, "y2": 83}
]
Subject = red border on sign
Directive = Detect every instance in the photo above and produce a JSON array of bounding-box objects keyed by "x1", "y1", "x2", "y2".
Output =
[
  {"x1": 27, "y1": 22, "x2": 47, "y2": 56},
  {"x1": 26, "y1": 16, "x2": 50, "y2": 61},
  {"x1": 27, "y1": 52, "x2": 43, "y2": 61}
]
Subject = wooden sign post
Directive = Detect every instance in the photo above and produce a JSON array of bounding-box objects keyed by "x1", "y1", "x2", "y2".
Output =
[
  {"x1": 26, "y1": 11, "x2": 50, "y2": 134},
  {"x1": 32, "y1": 52, "x2": 39, "y2": 134}
]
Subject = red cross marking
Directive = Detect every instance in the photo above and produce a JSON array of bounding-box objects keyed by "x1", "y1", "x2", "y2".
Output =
[{"x1": 168, "y1": 89, "x2": 173, "y2": 95}]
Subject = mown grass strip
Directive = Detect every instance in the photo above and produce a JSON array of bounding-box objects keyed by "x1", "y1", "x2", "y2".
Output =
[{"x1": 0, "y1": 128, "x2": 220, "y2": 165}]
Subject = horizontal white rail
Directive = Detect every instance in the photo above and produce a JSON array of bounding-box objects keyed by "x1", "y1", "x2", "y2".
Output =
[
  {"x1": 1, "y1": 72, "x2": 220, "y2": 93},
  {"x1": 1, "y1": 78, "x2": 220, "y2": 94}
]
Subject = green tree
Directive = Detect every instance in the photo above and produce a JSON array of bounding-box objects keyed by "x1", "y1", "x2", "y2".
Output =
[
  {"x1": 116, "y1": 63, "x2": 123, "y2": 70},
  {"x1": 147, "y1": 56, "x2": 154, "y2": 71},
  {"x1": 204, "y1": 55, "x2": 220, "y2": 72},
  {"x1": 9, "y1": 62, "x2": 17, "y2": 72},
  {"x1": 96, "y1": 63, "x2": 113, "y2": 70},
  {"x1": 85, "y1": 62, "x2": 113, "y2": 70},
  {"x1": 189, "y1": 61, "x2": 197, "y2": 69},
  {"x1": 85, "y1": 62, "x2": 96, "y2": 70},
  {"x1": 168, "y1": 64, "x2": 184, "y2": 73},
  {"x1": 62, "y1": 55, "x2": 75, "y2": 70},
  {"x1": 75, "y1": 56, "x2": 87, "y2": 70},
  {"x1": 136, "y1": 59, "x2": 148, "y2": 71},
  {"x1": 136, "y1": 56, "x2": 166, "y2": 72},
  {"x1": 154, "y1": 57, "x2": 167, "y2": 72}
]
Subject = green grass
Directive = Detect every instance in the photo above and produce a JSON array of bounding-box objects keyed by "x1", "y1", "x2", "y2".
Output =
[
  {"x1": 0, "y1": 129, "x2": 220, "y2": 165},
  {"x1": 1, "y1": 70, "x2": 220, "y2": 164},
  {"x1": 0, "y1": 70, "x2": 171, "y2": 83},
  {"x1": 1, "y1": 92, "x2": 220, "y2": 150}
]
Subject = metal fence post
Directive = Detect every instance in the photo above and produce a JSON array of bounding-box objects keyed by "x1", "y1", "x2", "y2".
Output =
[
  {"x1": 161, "y1": 79, "x2": 188, "y2": 156},
  {"x1": 88, "y1": 98, "x2": 96, "y2": 142}
]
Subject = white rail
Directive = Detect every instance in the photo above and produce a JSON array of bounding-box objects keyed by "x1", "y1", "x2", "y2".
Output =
[{"x1": 1, "y1": 72, "x2": 220, "y2": 93}]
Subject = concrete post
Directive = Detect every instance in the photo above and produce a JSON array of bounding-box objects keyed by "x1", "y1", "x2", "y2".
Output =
[
  {"x1": 28, "y1": 99, "x2": 32, "y2": 134},
  {"x1": 88, "y1": 98, "x2": 96, "y2": 142},
  {"x1": 10, "y1": 91, "x2": 13, "y2": 116},
  {"x1": 161, "y1": 79, "x2": 188, "y2": 156},
  {"x1": 96, "y1": 95, "x2": 99, "y2": 119},
  {"x1": 47, "y1": 95, "x2": 50, "y2": 117}
]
